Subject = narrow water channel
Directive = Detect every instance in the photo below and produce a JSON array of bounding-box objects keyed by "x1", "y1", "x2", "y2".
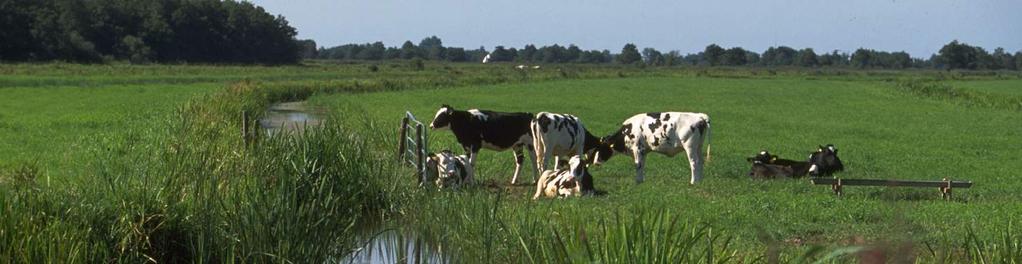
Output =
[
  {"x1": 340, "y1": 226, "x2": 450, "y2": 264},
  {"x1": 259, "y1": 101, "x2": 324, "y2": 136}
]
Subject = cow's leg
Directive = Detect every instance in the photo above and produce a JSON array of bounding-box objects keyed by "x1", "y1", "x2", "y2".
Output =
[
  {"x1": 526, "y1": 144, "x2": 539, "y2": 182},
  {"x1": 511, "y1": 146, "x2": 525, "y2": 185},
  {"x1": 533, "y1": 171, "x2": 552, "y2": 200},
  {"x1": 683, "y1": 139, "x2": 705, "y2": 184},
  {"x1": 633, "y1": 151, "x2": 646, "y2": 184}
]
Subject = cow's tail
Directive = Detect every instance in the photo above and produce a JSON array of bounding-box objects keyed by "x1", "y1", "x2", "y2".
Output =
[{"x1": 703, "y1": 117, "x2": 712, "y2": 162}]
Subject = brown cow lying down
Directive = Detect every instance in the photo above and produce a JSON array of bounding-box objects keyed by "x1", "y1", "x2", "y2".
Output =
[
  {"x1": 424, "y1": 150, "x2": 474, "y2": 188},
  {"x1": 533, "y1": 155, "x2": 594, "y2": 199}
]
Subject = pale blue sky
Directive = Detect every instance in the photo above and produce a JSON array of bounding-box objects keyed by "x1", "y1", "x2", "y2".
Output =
[{"x1": 250, "y1": 0, "x2": 1021, "y2": 58}]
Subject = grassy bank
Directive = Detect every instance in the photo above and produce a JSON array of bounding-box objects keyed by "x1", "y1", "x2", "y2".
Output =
[{"x1": 1, "y1": 62, "x2": 1020, "y2": 262}]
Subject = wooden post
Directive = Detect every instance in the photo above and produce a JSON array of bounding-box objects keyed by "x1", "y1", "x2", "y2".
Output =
[
  {"x1": 398, "y1": 116, "x2": 409, "y2": 162},
  {"x1": 416, "y1": 124, "x2": 424, "y2": 184},
  {"x1": 241, "y1": 111, "x2": 250, "y2": 146}
]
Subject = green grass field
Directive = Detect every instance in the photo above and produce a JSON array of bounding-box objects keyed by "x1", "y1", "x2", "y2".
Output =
[{"x1": 1, "y1": 63, "x2": 1020, "y2": 262}]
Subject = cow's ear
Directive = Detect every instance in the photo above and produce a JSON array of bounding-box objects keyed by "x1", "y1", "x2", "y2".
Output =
[
  {"x1": 770, "y1": 156, "x2": 777, "y2": 162},
  {"x1": 441, "y1": 104, "x2": 451, "y2": 109}
]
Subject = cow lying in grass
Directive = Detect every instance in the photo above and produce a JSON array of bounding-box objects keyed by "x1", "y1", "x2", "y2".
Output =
[
  {"x1": 424, "y1": 150, "x2": 474, "y2": 188},
  {"x1": 747, "y1": 145, "x2": 844, "y2": 179},
  {"x1": 533, "y1": 156, "x2": 594, "y2": 199}
]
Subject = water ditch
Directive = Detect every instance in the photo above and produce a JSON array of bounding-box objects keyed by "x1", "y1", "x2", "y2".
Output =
[{"x1": 260, "y1": 102, "x2": 450, "y2": 263}]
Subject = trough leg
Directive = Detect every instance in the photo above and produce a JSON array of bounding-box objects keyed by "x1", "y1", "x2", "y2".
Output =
[
  {"x1": 831, "y1": 179, "x2": 843, "y2": 196},
  {"x1": 940, "y1": 178, "x2": 952, "y2": 200}
]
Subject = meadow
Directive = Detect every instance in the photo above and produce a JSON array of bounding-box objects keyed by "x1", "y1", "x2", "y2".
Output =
[{"x1": 0, "y1": 62, "x2": 1020, "y2": 262}]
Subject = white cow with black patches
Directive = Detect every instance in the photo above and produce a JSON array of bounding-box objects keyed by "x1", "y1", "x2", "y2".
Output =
[
  {"x1": 593, "y1": 112, "x2": 711, "y2": 184},
  {"x1": 530, "y1": 112, "x2": 605, "y2": 173}
]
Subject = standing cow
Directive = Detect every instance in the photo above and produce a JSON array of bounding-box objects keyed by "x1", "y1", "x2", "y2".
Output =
[
  {"x1": 429, "y1": 105, "x2": 537, "y2": 184},
  {"x1": 593, "y1": 112, "x2": 711, "y2": 184},
  {"x1": 529, "y1": 112, "x2": 609, "y2": 173}
]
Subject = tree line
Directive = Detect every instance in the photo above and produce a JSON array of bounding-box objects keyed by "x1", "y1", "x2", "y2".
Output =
[
  {"x1": 316, "y1": 37, "x2": 1021, "y2": 71},
  {"x1": 0, "y1": 0, "x2": 301, "y2": 64}
]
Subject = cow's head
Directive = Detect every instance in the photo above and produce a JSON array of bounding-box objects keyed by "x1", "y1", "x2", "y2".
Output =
[
  {"x1": 591, "y1": 125, "x2": 630, "y2": 166},
  {"x1": 808, "y1": 144, "x2": 844, "y2": 176},
  {"x1": 433, "y1": 150, "x2": 466, "y2": 188},
  {"x1": 746, "y1": 150, "x2": 778, "y2": 164},
  {"x1": 429, "y1": 104, "x2": 454, "y2": 130}
]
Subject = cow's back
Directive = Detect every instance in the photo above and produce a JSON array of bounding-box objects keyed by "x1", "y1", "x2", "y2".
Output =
[{"x1": 474, "y1": 110, "x2": 533, "y2": 150}]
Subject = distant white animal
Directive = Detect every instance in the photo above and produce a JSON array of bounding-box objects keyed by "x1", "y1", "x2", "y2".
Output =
[
  {"x1": 516, "y1": 64, "x2": 527, "y2": 69},
  {"x1": 482, "y1": 53, "x2": 491, "y2": 63},
  {"x1": 532, "y1": 65, "x2": 541, "y2": 69}
]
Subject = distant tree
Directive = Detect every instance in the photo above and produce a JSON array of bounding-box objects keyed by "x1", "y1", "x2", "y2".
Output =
[
  {"x1": 889, "y1": 51, "x2": 912, "y2": 69},
  {"x1": 466, "y1": 46, "x2": 487, "y2": 62},
  {"x1": 721, "y1": 47, "x2": 747, "y2": 66},
  {"x1": 296, "y1": 39, "x2": 317, "y2": 59},
  {"x1": 702, "y1": 44, "x2": 725, "y2": 66},
  {"x1": 642, "y1": 47, "x2": 664, "y2": 66},
  {"x1": 383, "y1": 47, "x2": 401, "y2": 59},
  {"x1": 400, "y1": 40, "x2": 419, "y2": 59},
  {"x1": 566, "y1": 45, "x2": 582, "y2": 62},
  {"x1": 418, "y1": 36, "x2": 445, "y2": 60},
  {"x1": 446, "y1": 47, "x2": 466, "y2": 62},
  {"x1": 745, "y1": 51, "x2": 761, "y2": 65},
  {"x1": 617, "y1": 43, "x2": 642, "y2": 64},
  {"x1": 818, "y1": 50, "x2": 847, "y2": 66},
  {"x1": 761, "y1": 46, "x2": 797, "y2": 66},
  {"x1": 539, "y1": 44, "x2": 566, "y2": 63},
  {"x1": 850, "y1": 48, "x2": 873, "y2": 68},
  {"x1": 991, "y1": 48, "x2": 1015, "y2": 70},
  {"x1": 664, "y1": 51, "x2": 682, "y2": 66},
  {"x1": 937, "y1": 40, "x2": 993, "y2": 70},
  {"x1": 520, "y1": 44, "x2": 538, "y2": 62},
  {"x1": 489, "y1": 46, "x2": 514, "y2": 62},
  {"x1": 1016, "y1": 52, "x2": 1022, "y2": 71},
  {"x1": 356, "y1": 42, "x2": 385, "y2": 60},
  {"x1": 796, "y1": 48, "x2": 818, "y2": 67}
]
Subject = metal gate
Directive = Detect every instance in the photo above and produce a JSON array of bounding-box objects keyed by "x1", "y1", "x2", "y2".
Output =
[{"x1": 397, "y1": 111, "x2": 429, "y2": 183}]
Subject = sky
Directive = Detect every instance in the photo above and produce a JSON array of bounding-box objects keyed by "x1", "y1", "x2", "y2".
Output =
[{"x1": 249, "y1": 0, "x2": 1022, "y2": 58}]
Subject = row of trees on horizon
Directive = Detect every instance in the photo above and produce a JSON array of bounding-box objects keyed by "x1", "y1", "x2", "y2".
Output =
[
  {"x1": 1, "y1": 0, "x2": 1018, "y2": 70},
  {"x1": 0, "y1": 0, "x2": 301, "y2": 64},
  {"x1": 313, "y1": 37, "x2": 1022, "y2": 71}
]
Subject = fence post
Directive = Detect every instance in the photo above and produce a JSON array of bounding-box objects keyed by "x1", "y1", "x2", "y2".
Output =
[
  {"x1": 416, "y1": 124, "x2": 424, "y2": 184},
  {"x1": 398, "y1": 116, "x2": 409, "y2": 162},
  {"x1": 241, "y1": 111, "x2": 250, "y2": 146}
]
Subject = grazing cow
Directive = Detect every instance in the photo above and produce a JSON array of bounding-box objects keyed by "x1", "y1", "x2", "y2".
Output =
[
  {"x1": 430, "y1": 105, "x2": 537, "y2": 184},
  {"x1": 530, "y1": 112, "x2": 609, "y2": 173},
  {"x1": 533, "y1": 155, "x2": 594, "y2": 199},
  {"x1": 593, "y1": 112, "x2": 711, "y2": 184},
  {"x1": 426, "y1": 150, "x2": 474, "y2": 188},
  {"x1": 531, "y1": 65, "x2": 541, "y2": 69},
  {"x1": 516, "y1": 64, "x2": 527, "y2": 69}
]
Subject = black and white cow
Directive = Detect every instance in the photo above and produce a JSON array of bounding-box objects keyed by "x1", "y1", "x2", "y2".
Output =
[
  {"x1": 746, "y1": 145, "x2": 844, "y2": 179},
  {"x1": 593, "y1": 112, "x2": 711, "y2": 184},
  {"x1": 533, "y1": 155, "x2": 594, "y2": 199},
  {"x1": 808, "y1": 145, "x2": 844, "y2": 176},
  {"x1": 426, "y1": 150, "x2": 474, "y2": 188},
  {"x1": 529, "y1": 112, "x2": 609, "y2": 173},
  {"x1": 746, "y1": 150, "x2": 809, "y2": 179},
  {"x1": 430, "y1": 105, "x2": 537, "y2": 184}
]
